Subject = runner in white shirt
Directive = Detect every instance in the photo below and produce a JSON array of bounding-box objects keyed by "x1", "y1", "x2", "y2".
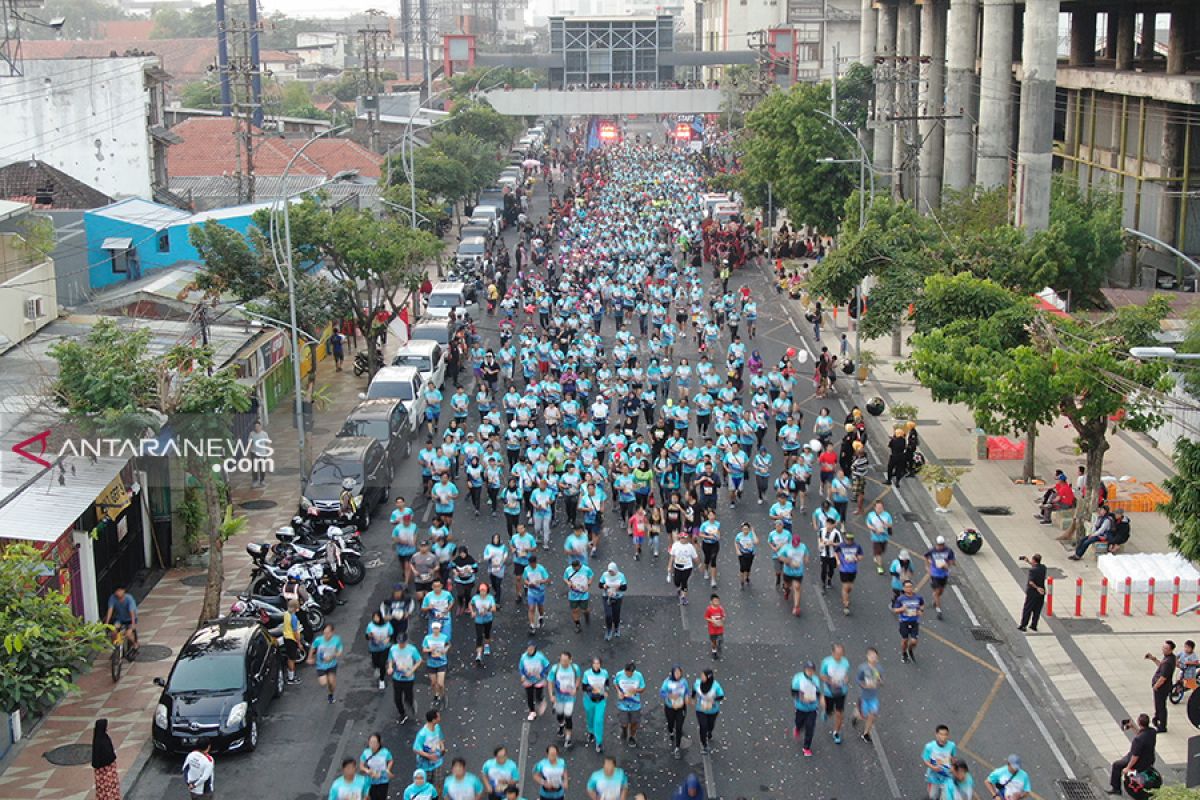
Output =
[{"x1": 668, "y1": 533, "x2": 700, "y2": 606}]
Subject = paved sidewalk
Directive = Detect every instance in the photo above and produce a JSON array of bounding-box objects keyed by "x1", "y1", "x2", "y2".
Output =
[
  {"x1": 809, "y1": 301, "x2": 1197, "y2": 781},
  {"x1": 0, "y1": 354, "x2": 367, "y2": 800}
]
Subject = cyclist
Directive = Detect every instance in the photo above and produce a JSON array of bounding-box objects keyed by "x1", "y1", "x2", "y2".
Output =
[{"x1": 104, "y1": 586, "x2": 139, "y2": 654}]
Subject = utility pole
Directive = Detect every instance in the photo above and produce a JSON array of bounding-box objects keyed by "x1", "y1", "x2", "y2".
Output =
[
  {"x1": 218, "y1": 10, "x2": 264, "y2": 203},
  {"x1": 419, "y1": 0, "x2": 432, "y2": 102},
  {"x1": 358, "y1": 10, "x2": 391, "y2": 154},
  {"x1": 831, "y1": 41, "x2": 839, "y2": 119}
]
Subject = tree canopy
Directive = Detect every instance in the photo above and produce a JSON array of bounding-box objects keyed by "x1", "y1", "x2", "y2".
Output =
[
  {"x1": 0, "y1": 544, "x2": 108, "y2": 715},
  {"x1": 1164, "y1": 439, "x2": 1200, "y2": 563},
  {"x1": 738, "y1": 63, "x2": 873, "y2": 233}
]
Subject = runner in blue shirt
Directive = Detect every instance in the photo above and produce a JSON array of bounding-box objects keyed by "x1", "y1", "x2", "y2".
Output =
[
  {"x1": 470, "y1": 583, "x2": 497, "y2": 665},
  {"x1": 523, "y1": 556, "x2": 551, "y2": 635},
  {"x1": 359, "y1": 734, "x2": 394, "y2": 795},
  {"x1": 693, "y1": 668, "x2": 724, "y2": 755},
  {"x1": 520, "y1": 643, "x2": 552, "y2": 721},
  {"x1": 777, "y1": 533, "x2": 809, "y2": 616},
  {"x1": 402, "y1": 769, "x2": 437, "y2": 800},
  {"x1": 563, "y1": 559, "x2": 594, "y2": 632},
  {"x1": 922, "y1": 725, "x2": 958, "y2": 798},
  {"x1": 442, "y1": 758, "x2": 484, "y2": 800},
  {"x1": 836, "y1": 531, "x2": 865, "y2": 616},
  {"x1": 614, "y1": 663, "x2": 646, "y2": 746},
  {"x1": 866, "y1": 500, "x2": 894, "y2": 574},
  {"x1": 819, "y1": 643, "x2": 852, "y2": 745},
  {"x1": 328, "y1": 758, "x2": 371, "y2": 800},
  {"x1": 924, "y1": 536, "x2": 956, "y2": 619},
  {"x1": 412, "y1": 711, "x2": 446, "y2": 784},
  {"x1": 481, "y1": 746, "x2": 520, "y2": 800},
  {"x1": 891, "y1": 580, "x2": 925, "y2": 663},
  {"x1": 387, "y1": 635, "x2": 422, "y2": 724},
  {"x1": 309, "y1": 623, "x2": 344, "y2": 704},
  {"x1": 432, "y1": 474, "x2": 459, "y2": 520},
  {"x1": 585, "y1": 758, "x2": 627, "y2": 800},
  {"x1": 532, "y1": 745, "x2": 568, "y2": 800},
  {"x1": 791, "y1": 660, "x2": 821, "y2": 756},
  {"x1": 851, "y1": 648, "x2": 883, "y2": 743},
  {"x1": 549, "y1": 652, "x2": 583, "y2": 749}
]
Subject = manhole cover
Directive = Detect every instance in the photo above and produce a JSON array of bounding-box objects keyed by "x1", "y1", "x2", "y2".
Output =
[
  {"x1": 273, "y1": 467, "x2": 301, "y2": 476},
  {"x1": 970, "y1": 626, "x2": 1004, "y2": 644},
  {"x1": 1057, "y1": 445, "x2": 1081, "y2": 456},
  {"x1": 44, "y1": 743, "x2": 92, "y2": 766},
  {"x1": 240, "y1": 499, "x2": 278, "y2": 510},
  {"x1": 1057, "y1": 779, "x2": 1100, "y2": 800},
  {"x1": 132, "y1": 644, "x2": 174, "y2": 662},
  {"x1": 977, "y1": 506, "x2": 1013, "y2": 516},
  {"x1": 901, "y1": 512, "x2": 923, "y2": 522},
  {"x1": 181, "y1": 574, "x2": 208, "y2": 587}
]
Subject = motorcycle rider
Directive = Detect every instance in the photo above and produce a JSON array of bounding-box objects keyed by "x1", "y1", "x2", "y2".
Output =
[
  {"x1": 282, "y1": 567, "x2": 314, "y2": 639},
  {"x1": 339, "y1": 478, "x2": 358, "y2": 524}
]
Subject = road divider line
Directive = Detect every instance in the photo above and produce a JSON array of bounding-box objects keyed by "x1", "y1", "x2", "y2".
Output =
[
  {"x1": 701, "y1": 751, "x2": 718, "y2": 799},
  {"x1": 959, "y1": 673, "x2": 1007, "y2": 747},
  {"x1": 869, "y1": 722, "x2": 903, "y2": 799},
  {"x1": 516, "y1": 719, "x2": 531, "y2": 797},
  {"x1": 986, "y1": 643, "x2": 1076, "y2": 779},
  {"x1": 679, "y1": 602, "x2": 689, "y2": 632},
  {"x1": 923, "y1": 628, "x2": 1002, "y2": 675},
  {"x1": 814, "y1": 583, "x2": 836, "y2": 632}
]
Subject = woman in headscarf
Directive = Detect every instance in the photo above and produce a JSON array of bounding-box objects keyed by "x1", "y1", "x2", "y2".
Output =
[{"x1": 91, "y1": 718, "x2": 120, "y2": 800}]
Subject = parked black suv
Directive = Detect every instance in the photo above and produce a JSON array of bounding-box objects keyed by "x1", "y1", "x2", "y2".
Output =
[
  {"x1": 299, "y1": 436, "x2": 391, "y2": 529},
  {"x1": 339, "y1": 398, "x2": 414, "y2": 463},
  {"x1": 152, "y1": 619, "x2": 283, "y2": 754}
]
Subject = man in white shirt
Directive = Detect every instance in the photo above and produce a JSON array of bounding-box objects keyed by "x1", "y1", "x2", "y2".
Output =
[{"x1": 183, "y1": 741, "x2": 214, "y2": 797}]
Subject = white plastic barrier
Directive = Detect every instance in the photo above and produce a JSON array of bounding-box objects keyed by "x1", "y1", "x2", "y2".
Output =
[{"x1": 1097, "y1": 552, "x2": 1200, "y2": 594}]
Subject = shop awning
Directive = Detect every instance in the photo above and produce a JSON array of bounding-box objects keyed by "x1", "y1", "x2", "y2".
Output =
[
  {"x1": 0, "y1": 454, "x2": 130, "y2": 543},
  {"x1": 100, "y1": 237, "x2": 133, "y2": 250}
]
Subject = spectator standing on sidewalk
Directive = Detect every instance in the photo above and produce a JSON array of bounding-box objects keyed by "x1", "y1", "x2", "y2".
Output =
[
  {"x1": 330, "y1": 330, "x2": 347, "y2": 372},
  {"x1": 1146, "y1": 641, "x2": 1176, "y2": 733},
  {"x1": 90, "y1": 719, "x2": 120, "y2": 800},
  {"x1": 1016, "y1": 554, "x2": 1046, "y2": 633},
  {"x1": 1108, "y1": 714, "x2": 1156, "y2": 795},
  {"x1": 247, "y1": 420, "x2": 271, "y2": 488}
]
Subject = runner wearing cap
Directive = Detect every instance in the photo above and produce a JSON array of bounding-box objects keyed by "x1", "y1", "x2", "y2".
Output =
[
  {"x1": 985, "y1": 754, "x2": 1031, "y2": 800},
  {"x1": 422, "y1": 620, "x2": 450, "y2": 708},
  {"x1": 892, "y1": 580, "x2": 925, "y2": 663},
  {"x1": 791, "y1": 660, "x2": 821, "y2": 756},
  {"x1": 599, "y1": 562, "x2": 627, "y2": 641},
  {"x1": 924, "y1": 536, "x2": 956, "y2": 619},
  {"x1": 889, "y1": 550, "x2": 914, "y2": 601}
]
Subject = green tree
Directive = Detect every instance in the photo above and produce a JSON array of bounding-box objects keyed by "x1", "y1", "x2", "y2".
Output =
[
  {"x1": 1164, "y1": 439, "x2": 1200, "y2": 562},
  {"x1": 381, "y1": 183, "x2": 449, "y2": 233},
  {"x1": 448, "y1": 101, "x2": 521, "y2": 149},
  {"x1": 446, "y1": 67, "x2": 538, "y2": 99},
  {"x1": 49, "y1": 320, "x2": 252, "y2": 623},
  {"x1": 273, "y1": 81, "x2": 326, "y2": 120},
  {"x1": 315, "y1": 72, "x2": 363, "y2": 103},
  {"x1": 0, "y1": 544, "x2": 108, "y2": 715},
  {"x1": 150, "y1": 3, "x2": 217, "y2": 38},
  {"x1": 282, "y1": 199, "x2": 443, "y2": 376},
  {"x1": 738, "y1": 65, "x2": 872, "y2": 233},
  {"x1": 180, "y1": 80, "x2": 222, "y2": 109},
  {"x1": 809, "y1": 194, "x2": 941, "y2": 354}
]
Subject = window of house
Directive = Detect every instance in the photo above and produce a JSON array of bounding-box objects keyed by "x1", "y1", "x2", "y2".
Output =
[{"x1": 157, "y1": 231, "x2": 169, "y2": 252}]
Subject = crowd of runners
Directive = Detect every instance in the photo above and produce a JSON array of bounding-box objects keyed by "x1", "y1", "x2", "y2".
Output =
[{"x1": 314, "y1": 132, "x2": 1034, "y2": 800}]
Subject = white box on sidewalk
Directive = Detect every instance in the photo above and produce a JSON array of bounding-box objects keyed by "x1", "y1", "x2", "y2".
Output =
[{"x1": 1098, "y1": 552, "x2": 1200, "y2": 594}]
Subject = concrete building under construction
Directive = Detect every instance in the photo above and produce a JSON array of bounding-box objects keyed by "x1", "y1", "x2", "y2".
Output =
[{"x1": 860, "y1": 0, "x2": 1198, "y2": 281}]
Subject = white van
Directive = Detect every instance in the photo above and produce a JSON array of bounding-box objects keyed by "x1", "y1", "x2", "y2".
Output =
[
  {"x1": 423, "y1": 280, "x2": 476, "y2": 320},
  {"x1": 364, "y1": 365, "x2": 427, "y2": 424},
  {"x1": 392, "y1": 340, "x2": 446, "y2": 389}
]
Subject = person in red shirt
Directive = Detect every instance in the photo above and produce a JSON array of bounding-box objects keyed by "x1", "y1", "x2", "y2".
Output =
[
  {"x1": 1036, "y1": 477, "x2": 1076, "y2": 524},
  {"x1": 704, "y1": 594, "x2": 725, "y2": 660},
  {"x1": 818, "y1": 445, "x2": 840, "y2": 499}
]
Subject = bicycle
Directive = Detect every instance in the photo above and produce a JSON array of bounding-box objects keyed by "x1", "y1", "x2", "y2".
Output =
[{"x1": 110, "y1": 623, "x2": 137, "y2": 682}]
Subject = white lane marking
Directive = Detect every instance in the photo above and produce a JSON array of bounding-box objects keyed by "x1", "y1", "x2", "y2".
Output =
[
  {"x1": 517, "y1": 719, "x2": 532, "y2": 797},
  {"x1": 679, "y1": 601, "x2": 690, "y2": 632},
  {"x1": 814, "y1": 580, "x2": 837, "y2": 632},
  {"x1": 701, "y1": 751, "x2": 718, "y2": 798},
  {"x1": 870, "y1": 722, "x2": 904, "y2": 799},
  {"x1": 987, "y1": 643, "x2": 1077, "y2": 779},
  {"x1": 422, "y1": 498, "x2": 434, "y2": 524}
]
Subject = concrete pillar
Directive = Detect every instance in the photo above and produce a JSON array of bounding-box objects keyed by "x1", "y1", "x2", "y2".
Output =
[
  {"x1": 1070, "y1": 9, "x2": 1096, "y2": 67},
  {"x1": 1015, "y1": 0, "x2": 1060, "y2": 232},
  {"x1": 919, "y1": 0, "x2": 947, "y2": 212},
  {"x1": 873, "y1": 1, "x2": 899, "y2": 194},
  {"x1": 976, "y1": 0, "x2": 1014, "y2": 190},
  {"x1": 1158, "y1": 113, "x2": 1182, "y2": 245},
  {"x1": 1141, "y1": 12, "x2": 1156, "y2": 63},
  {"x1": 1063, "y1": 89, "x2": 1078, "y2": 161},
  {"x1": 1167, "y1": 4, "x2": 1187, "y2": 75},
  {"x1": 1116, "y1": 7, "x2": 1136, "y2": 71},
  {"x1": 894, "y1": 0, "x2": 920, "y2": 200},
  {"x1": 1105, "y1": 12, "x2": 1118, "y2": 60},
  {"x1": 943, "y1": 0, "x2": 980, "y2": 195},
  {"x1": 860, "y1": 0, "x2": 878, "y2": 67}
]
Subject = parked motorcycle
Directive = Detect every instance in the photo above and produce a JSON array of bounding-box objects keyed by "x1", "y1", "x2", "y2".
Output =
[{"x1": 353, "y1": 348, "x2": 384, "y2": 377}]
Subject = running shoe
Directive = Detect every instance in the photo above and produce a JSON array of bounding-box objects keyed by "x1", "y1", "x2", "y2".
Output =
[
  {"x1": 803, "y1": 748, "x2": 813, "y2": 757},
  {"x1": 528, "y1": 711, "x2": 537, "y2": 721},
  {"x1": 861, "y1": 732, "x2": 872, "y2": 743},
  {"x1": 833, "y1": 732, "x2": 842, "y2": 744}
]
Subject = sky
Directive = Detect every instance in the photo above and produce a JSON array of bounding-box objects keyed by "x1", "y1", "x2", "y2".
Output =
[{"x1": 256, "y1": 0, "x2": 571, "y2": 20}]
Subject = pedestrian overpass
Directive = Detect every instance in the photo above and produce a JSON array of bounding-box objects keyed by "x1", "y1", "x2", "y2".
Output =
[{"x1": 480, "y1": 87, "x2": 725, "y2": 117}]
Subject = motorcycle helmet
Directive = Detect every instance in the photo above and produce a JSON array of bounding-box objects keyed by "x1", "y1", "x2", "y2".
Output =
[
  {"x1": 326, "y1": 526, "x2": 343, "y2": 539},
  {"x1": 229, "y1": 600, "x2": 248, "y2": 614},
  {"x1": 287, "y1": 565, "x2": 306, "y2": 582},
  {"x1": 276, "y1": 526, "x2": 296, "y2": 543},
  {"x1": 342, "y1": 478, "x2": 357, "y2": 490}
]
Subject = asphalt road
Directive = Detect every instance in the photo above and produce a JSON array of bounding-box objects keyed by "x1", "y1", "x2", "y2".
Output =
[{"x1": 132, "y1": 131, "x2": 1085, "y2": 800}]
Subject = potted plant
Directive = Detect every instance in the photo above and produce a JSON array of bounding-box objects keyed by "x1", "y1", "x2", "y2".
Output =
[
  {"x1": 889, "y1": 402, "x2": 919, "y2": 426},
  {"x1": 920, "y1": 463, "x2": 969, "y2": 513},
  {"x1": 855, "y1": 350, "x2": 879, "y2": 383}
]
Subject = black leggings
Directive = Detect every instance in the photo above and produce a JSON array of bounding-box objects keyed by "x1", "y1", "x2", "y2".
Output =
[
  {"x1": 794, "y1": 708, "x2": 816, "y2": 749},
  {"x1": 665, "y1": 706, "x2": 686, "y2": 748},
  {"x1": 475, "y1": 621, "x2": 493, "y2": 647},
  {"x1": 370, "y1": 650, "x2": 388, "y2": 683},
  {"x1": 392, "y1": 680, "x2": 415, "y2": 717},
  {"x1": 489, "y1": 573, "x2": 504, "y2": 606},
  {"x1": 697, "y1": 711, "x2": 718, "y2": 746},
  {"x1": 820, "y1": 556, "x2": 837, "y2": 586},
  {"x1": 505, "y1": 514, "x2": 520, "y2": 536},
  {"x1": 673, "y1": 567, "x2": 692, "y2": 592},
  {"x1": 470, "y1": 486, "x2": 482, "y2": 511},
  {"x1": 525, "y1": 685, "x2": 545, "y2": 711},
  {"x1": 603, "y1": 597, "x2": 623, "y2": 631}
]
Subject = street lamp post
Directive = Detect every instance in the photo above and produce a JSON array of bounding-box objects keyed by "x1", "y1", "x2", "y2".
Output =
[
  {"x1": 1130, "y1": 347, "x2": 1200, "y2": 362},
  {"x1": 268, "y1": 128, "x2": 352, "y2": 493},
  {"x1": 815, "y1": 109, "x2": 876, "y2": 365}
]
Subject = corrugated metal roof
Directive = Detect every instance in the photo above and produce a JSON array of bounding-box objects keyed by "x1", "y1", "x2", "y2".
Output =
[{"x1": 90, "y1": 198, "x2": 190, "y2": 228}]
